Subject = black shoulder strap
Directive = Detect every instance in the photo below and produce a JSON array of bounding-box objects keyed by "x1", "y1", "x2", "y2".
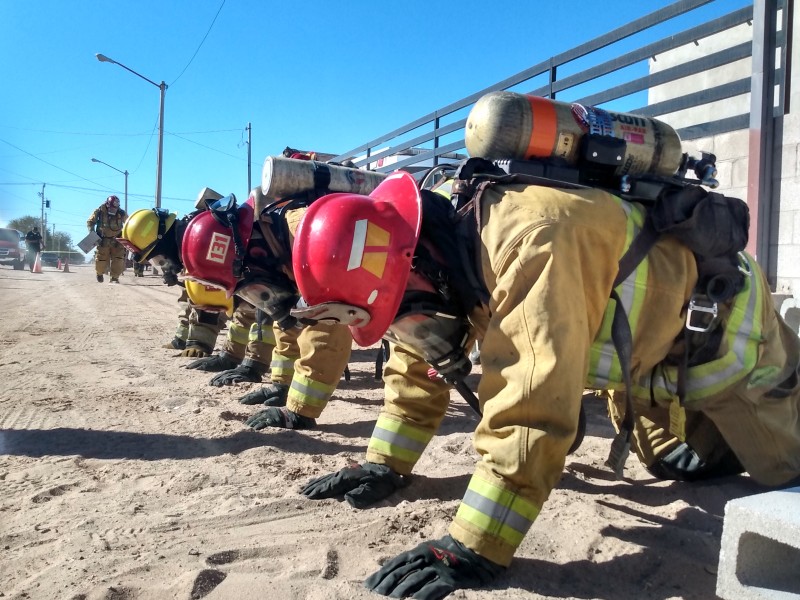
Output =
[{"x1": 605, "y1": 214, "x2": 659, "y2": 478}]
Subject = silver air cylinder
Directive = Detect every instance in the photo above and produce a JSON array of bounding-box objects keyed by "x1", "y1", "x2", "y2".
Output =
[{"x1": 261, "y1": 156, "x2": 388, "y2": 202}]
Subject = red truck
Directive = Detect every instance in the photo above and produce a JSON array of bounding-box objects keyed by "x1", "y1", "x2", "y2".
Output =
[{"x1": 0, "y1": 228, "x2": 26, "y2": 270}]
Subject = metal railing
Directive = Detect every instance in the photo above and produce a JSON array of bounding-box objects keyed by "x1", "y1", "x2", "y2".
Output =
[{"x1": 332, "y1": 0, "x2": 789, "y2": 176}]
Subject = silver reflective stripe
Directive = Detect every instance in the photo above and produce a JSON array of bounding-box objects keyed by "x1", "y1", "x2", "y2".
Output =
[
  {"x1": 348, "y1": 219, "x2": 368, "y2": 271},
  {"x1": 290, "y1": 379, "x2": 332, "y2": 402},
  {"x1": 371, "y1": 424, "x2": 428, "y2": 455},
  {"x1": 461, "y1": 489, "x2": 532, "y2": 534}
]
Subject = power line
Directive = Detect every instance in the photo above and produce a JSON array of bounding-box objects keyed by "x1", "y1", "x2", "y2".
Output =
[
  {"x1": 0, "y1": 138, "x2": 109, "y2": 188},
  {"x1": 0, "y1": 125, "x2": 242, "y2": 136},
  {"x1": 167, "y1": 130, "x2": 244, "y2": 160},
  {"x1": 170, "y1": 0, "x2": 227, "y2": 87}
]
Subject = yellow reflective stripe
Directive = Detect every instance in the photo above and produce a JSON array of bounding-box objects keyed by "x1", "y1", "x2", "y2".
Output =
[
  {"x1": 368, "y1": 438, "x2": 419, "y2": 464},
  {"x1": 288, "y1": 372, "x2": 336, "y2": 408},
  {"x1": 684, "y1": 255, "x2": 762, "y2": 398},
  {"x1": 270, "y1": 352, "x2": 296, "y2": 378},
  {"x1": 454, "y1": 474, "x2": 540, "y2": 548},
  {"x1": 228, "y1": 322, "x2": 249, "y2": 346},
  {"x1": 367, "y1": 415, "x2": 432, "y2": 464},
  {"x1": 175, "y1": 323, "x2": 189, "y2": 339},
  {"x1": 586, "y1": 199, "x2": 647, "y2": 387},
  {"x1": 248, "y1": 323, "x2": 276, "y2": 345},
  {"x1": 749, "y1": 364, "x2": 783, "y2": 389},
  {"x1": 642, "y1": 253, "x2": 763, "y2": 402}
]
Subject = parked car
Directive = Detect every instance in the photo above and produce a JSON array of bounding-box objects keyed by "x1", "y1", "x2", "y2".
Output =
[
  {"x1": 39, "y1": 252, "x2": 60, "y2": 267},
  {"x1": 0, "y1": 228, "x2": 26, "y2": 270}
]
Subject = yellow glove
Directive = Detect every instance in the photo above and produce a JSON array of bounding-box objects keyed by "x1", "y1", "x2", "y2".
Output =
[{"x1": 181, "y1": 346, "x2": 210, "y2": 358}]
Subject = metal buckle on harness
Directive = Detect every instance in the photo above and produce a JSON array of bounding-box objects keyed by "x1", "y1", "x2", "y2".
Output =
[
  {"x1": 737, "y1": 251, "x2": 752, "y2": 277},
  {"x1": 686, "y1": 296, "x2": 718, "y2": 333}
]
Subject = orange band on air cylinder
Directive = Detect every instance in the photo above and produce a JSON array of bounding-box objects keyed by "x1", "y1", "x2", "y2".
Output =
[{"x1": 525, "y1": 96, "x2": 558, "y2": 158}]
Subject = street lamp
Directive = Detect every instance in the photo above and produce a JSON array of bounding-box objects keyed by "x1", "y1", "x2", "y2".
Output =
[
  {"x1": 91, "y1": 158, "x2": 129, "y2": 214},
  {"x1": 96, "y1": 53, "x2": 166, "y2": 208}
]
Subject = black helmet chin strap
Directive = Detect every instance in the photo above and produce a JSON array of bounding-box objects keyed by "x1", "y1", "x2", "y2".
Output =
[
  {"x1": 225, "y1": 211, "x2": 245, "y2": 279},
  {"x1": 207, "y1": 194, "x2": 245, "y2": 279}
]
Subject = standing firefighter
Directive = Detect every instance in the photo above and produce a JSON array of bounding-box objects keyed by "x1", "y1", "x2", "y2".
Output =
[
  {"x1": 87, "y1": 195, "x2": 127, "y2": 283},
  {"x1": 290, "y1": 168, "x2": 800, "y2": 598}
]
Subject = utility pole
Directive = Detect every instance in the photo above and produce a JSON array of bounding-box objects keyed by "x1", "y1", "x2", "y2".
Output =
[
  {"x1": 52, "y1": 223, "x2": 56, "y2": 251},
  {"x1": 246, "y1": 122, "x2": 252, "y2": 193},
  {"x1": 39, "y1": 183, "x2": 45, "y2": 234}
]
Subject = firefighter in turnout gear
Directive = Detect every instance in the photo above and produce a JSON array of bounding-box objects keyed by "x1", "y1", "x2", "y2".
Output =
[
  {"x1": 87, "y1": 195, "x2": 127, "y2": 282},
  {"x1": 118, "y1": 195, "x2": 227, "y2": 358},
  {"x1": 186, "y1": 299, "x2": 264, "y2": 376},
  {"x1": 204, "y1": 304, "x2": 273, "y2": 388},
  {"x1": 290, "y1": 171, "x2": 800, "y2": 598},
  {"x1": 180, "y1": 187, "x2": 352, "y2": 429},
  {"x1": 175, "y1": 192, "x2": 273, "y2": 385}
]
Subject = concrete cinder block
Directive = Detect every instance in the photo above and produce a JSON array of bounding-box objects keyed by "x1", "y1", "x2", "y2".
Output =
[
  {"x1": 717, "y1": 487, "x2": 800, "y2": 600},
  {"x1": 780, "y1": 298, "x2": 800, "y2": 336}
]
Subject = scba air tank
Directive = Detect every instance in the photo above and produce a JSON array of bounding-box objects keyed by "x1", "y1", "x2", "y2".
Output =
[{"x1": 465, "y1": 91, "x2": 684, "y2": 178}]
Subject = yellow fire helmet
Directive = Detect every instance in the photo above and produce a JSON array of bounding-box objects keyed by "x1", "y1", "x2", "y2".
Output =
[
  {"x1": 120, "y1": 208, "x2": 178, "y2": 261},
  {"x1": 185, "y1": 280, "x2": 234, "y2": 317}
]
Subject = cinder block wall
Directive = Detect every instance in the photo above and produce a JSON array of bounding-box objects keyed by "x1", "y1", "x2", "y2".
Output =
[{"x1": 648, "y1": 7, "x2": 800, "y2": 304}]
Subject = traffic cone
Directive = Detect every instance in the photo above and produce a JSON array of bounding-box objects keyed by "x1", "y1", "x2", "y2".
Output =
[
  {"x1": 32, "y1": 252, "x2": 43, "y2": 273},
  {"x1": 63, "y1": 259, "x2": 70, "y2": 273}
]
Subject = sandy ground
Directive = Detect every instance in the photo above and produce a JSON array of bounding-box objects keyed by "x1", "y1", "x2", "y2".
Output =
[{"x1": 0, "y1": 263, "x2": 771, "y2": 600}]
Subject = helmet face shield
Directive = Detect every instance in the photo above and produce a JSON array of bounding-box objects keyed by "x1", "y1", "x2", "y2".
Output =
[
  {"x1": 106, "y1": 195, "x2": 121, "y2": 214},
  {"x1": 118, "y1": 237, "x2": 143, "y2": 256},
  {"x1": 385, "y1": 291, "x2": 472, "y2": 382},
  {"x1": 234, "y1": 271, "x2": 300, "y2": 330},
  {"x1": 291, "y1": 302, "x2": 372, "y2": 327}
]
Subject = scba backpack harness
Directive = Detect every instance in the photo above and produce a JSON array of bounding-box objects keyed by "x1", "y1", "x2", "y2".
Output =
[{"x1": 445, "y1": 139, "x2": 749, "y2": 477}]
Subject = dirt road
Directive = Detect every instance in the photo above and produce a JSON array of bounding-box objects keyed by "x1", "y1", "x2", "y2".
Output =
[{"x1": 0, "y1": 263, "x2": 765, "y2": 599}]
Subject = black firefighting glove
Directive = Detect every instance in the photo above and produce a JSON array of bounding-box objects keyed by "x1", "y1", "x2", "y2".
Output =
[
  {"x1": 238, "y1": 383, "x2": 290, "y2": 406},
  {"x1": 162, "y1": 337, "x2": 186, "y2": 350},
  {"x1": 185, "y1": 352, "x2": 239, "y2": 372},
  {"x1": 364, "y1": 535, "x2": 505, "y2": 600},
  {"x1": 300, "y1": 462, "x2": 408, "y2": 509},
  {"x1": 245, "y1": 407, "x2": 316, "y2": 430},
  {"x1": 180, "y1": 343, "x2": 211, "y2": 358},
  {"x1": 208, "y1": 363, "x2": 266, "y2": 387}
]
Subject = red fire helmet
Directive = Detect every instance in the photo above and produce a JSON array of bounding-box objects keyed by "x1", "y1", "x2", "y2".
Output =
[
  {"x1": 181, "y1": 196, "x2": 254, "y2": 297},
  {"x1": 292, "y1": 171, "x2": 422, "y2": 346}
]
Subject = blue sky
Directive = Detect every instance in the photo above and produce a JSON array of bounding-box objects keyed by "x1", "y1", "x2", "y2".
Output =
[{"x1": 0, "y1": 0, "x2": 749, "y2": 249}]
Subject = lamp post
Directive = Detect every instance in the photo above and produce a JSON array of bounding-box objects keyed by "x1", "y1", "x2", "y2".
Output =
[
  {"x1": 96, "y1": 53, "x2": 166, "y2": 208},
  {"x1": 91, "y1": 158, "x2": 129, "y2": 214}
]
